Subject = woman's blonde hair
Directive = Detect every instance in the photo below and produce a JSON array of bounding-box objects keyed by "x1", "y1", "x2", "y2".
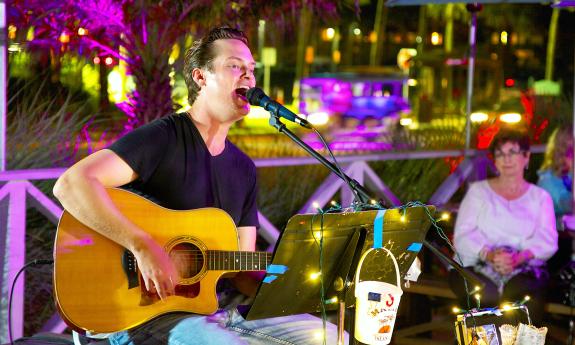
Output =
[{"x1": 540, "y1": 127, "x2": 574, "y2": 175}]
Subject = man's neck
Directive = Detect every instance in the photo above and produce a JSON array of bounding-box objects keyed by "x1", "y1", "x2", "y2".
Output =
[{"x1": 188, "y1": 105, "x2": 231, "y2": 156}]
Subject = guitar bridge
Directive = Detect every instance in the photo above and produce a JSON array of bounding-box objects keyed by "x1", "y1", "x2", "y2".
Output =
[{"x1": 122, "y1": 250, "x2": 139, "y2": 289}]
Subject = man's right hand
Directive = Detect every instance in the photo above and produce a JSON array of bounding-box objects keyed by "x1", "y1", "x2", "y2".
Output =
[{"x1": 132, "y1": 235, "x2": 179, "y2": 300}]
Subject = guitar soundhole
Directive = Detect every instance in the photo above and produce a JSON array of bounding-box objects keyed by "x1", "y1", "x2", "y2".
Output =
[{"x1": 170, "y1": 242, "x2": 204, "y2": 280}]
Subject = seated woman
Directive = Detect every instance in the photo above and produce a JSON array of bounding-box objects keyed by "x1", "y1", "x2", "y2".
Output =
[
  {"x1": 537, "y1": 126, "x2": 574, "y2": 276},
  {"x1": 449, "y1": 129, "x2": 558, "y2": 325},
  {"x1": 537, "y1": 126, "x2": 573, "y2": 228}
]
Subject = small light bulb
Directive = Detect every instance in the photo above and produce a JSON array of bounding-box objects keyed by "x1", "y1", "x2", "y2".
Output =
[
  {"x1": 452, "y1": 306, "x2": 461, "y2": 313},
  {"x1": 441, "y1": 212, "x2": 450, "y2": 221},
  {"x1": 330, "y1": 200, "x2": 337, "y2": 206},
  {"x1": 312, "y1": 201, "x2": 320, "y2": 209},
  {"x1": 502, "y1": 304, "x2": 511, "y2": 311},
  {"x1": 310, "y1": 272, "x2": 321, "y2": 280},
  {"x1": 474, "y1": 293, "x2": 481, "y2": 300},
  {"x1": 313, "y1": 231, "x2": 323, "y2": 240},
  {"x1": 524, "y1": 295, "x2": 530, "y2": 301},
  {"x1": 400, "y1": 215, "x2": 406, "y2": 222},
  {"x1": 370, "y1": 199, "x2": 377, "y2": 205}
]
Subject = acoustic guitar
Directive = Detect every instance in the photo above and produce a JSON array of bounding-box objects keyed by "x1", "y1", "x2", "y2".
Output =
[{"x1": 53, "y1": 188, "x2": 271, "y2": 334}]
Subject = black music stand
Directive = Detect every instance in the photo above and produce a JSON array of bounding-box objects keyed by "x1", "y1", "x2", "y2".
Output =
[{"x1": 245, "y1": 206, "x2": 434, "y2": 344}]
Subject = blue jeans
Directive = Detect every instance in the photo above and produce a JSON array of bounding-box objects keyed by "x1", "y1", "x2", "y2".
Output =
[{"x1": 108, "y1": 309, "x2": 348, "y2": 345}]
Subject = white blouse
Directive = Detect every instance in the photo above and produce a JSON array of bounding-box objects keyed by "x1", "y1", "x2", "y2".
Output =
[{"x1": 454, "y1": 180, "x2": 558, "y2": 267}]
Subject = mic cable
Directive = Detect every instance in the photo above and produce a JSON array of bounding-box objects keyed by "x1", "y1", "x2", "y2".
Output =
[{"x1": 8, "y1": 259, "x2": 54, "y2": 345}]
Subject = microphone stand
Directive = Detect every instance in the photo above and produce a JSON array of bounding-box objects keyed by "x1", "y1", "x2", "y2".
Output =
[{"x1": 267, "y1": 114, "x2": 485, "y2": 343}]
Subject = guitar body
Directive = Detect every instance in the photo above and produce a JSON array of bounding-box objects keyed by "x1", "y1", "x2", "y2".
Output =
[{"x1": 53, "y1": 188, "x2": 241, "y2": 334}]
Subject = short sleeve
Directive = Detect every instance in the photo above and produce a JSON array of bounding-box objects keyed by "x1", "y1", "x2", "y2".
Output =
[
  {"x1": 238, "y1": 163, "x2": 260, "y2": 228},
  {"x1": 108, "y1": 119, "x2": 172, "y2": 183}
]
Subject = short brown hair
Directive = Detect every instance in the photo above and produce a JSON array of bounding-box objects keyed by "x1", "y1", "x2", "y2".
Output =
[
  {"x1": 489, "y1": 129, "x2": 530, "y2": 156},
  {"x1": 183, "y1": 27, "x2": 249, "y2": 105}
]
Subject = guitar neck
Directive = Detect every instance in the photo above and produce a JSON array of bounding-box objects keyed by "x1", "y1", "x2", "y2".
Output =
[{"x1": 206, "y1": 250, "x2": 272, "y2": 271}]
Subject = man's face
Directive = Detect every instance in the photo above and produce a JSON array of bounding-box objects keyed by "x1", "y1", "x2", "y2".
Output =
[{"x1": 201, "y1": 39, "x2": 256, "y2": 122}]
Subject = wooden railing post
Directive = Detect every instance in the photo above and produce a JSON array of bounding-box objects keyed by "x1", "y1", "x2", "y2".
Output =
[{"x1": 0, "y1": 181, "x2": 28, "y2": 342}]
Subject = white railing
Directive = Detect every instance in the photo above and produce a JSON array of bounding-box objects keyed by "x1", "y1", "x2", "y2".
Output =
[{"x1": 0, "y1": 146, "x2": 545, "y2": 342}]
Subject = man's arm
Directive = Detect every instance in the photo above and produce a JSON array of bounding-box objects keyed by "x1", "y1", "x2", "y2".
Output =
[
  {"x1": 53, "y1": 149, "x2": 178, "y2": 300},
  {"x1": 237, "y1": 226, "x2": 257, "y2": 251},
  {"x1": 232, "y1": 226, "x2": 263, "y2": 297}
]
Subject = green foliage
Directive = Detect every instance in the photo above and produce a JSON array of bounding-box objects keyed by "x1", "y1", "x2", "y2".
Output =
[
  {"x1": 257, "y1": 165, "x2": 330, "y2": 227},
  {"x1": 6, "y1": 75, "x2": 97, "y2": 336},
  {"x1": 370, "y1": 158, "x2": 451, "y2": 203},
  {"x1": 7, "y1": 76, "x2": 94, "y2": 170}
]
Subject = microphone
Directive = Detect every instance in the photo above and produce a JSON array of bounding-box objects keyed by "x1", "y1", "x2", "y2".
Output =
[{"x1": 246, "y1": 87, "x2": 312, "y2": 129}]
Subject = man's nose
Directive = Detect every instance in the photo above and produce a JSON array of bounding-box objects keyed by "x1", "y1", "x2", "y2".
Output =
[{"x1": 243, "y1": 72, "x2": 255, "y2": 81}]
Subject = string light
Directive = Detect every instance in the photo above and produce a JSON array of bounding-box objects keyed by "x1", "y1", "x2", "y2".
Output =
[
  {"x1": 452, "y1": 306, "x2": 461, "y2": 314},
  {"x1": 312, "y1": 201, "x2": 322, "y2": 213},
  {"x1": 466, "y1": 285, "x2": 481, "y2": 295},
  {"x1": 440, "y1": 212, "x2": 450, "y2": 221},
  {"x1": 519, "y1": 295, "x2": 531, "y2": 305},
  {"x1": 400, "y1": 207, "x2": 407, "y2": 222}
]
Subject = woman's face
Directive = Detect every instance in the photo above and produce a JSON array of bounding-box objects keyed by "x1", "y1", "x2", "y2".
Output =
[{"x1": 493, "y1": 141, "x2": 530, "y2": 178}]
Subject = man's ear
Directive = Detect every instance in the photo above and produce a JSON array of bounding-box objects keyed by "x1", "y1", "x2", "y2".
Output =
[{"x1": 192, "y1": 68, "x2": 206, "y2": 88}]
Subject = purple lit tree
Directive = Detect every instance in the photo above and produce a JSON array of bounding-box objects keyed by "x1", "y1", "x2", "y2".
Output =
[{"x1": 9, "y1": 0, "x2": 341, "y2": 128}]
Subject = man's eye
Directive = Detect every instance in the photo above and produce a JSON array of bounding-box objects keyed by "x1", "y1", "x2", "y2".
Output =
[{"x1": 230, "y1": 65, "x2": 241, "y2": 70}]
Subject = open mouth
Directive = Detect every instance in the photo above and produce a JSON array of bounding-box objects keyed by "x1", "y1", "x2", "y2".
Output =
[{"x1": 235, "y1": 87, "x2": 249, "y2": 102}]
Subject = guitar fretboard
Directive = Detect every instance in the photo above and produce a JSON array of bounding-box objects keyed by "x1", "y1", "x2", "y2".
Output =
[{"x1": 206, "y1": 251, "x2": 272, "y2": 271}]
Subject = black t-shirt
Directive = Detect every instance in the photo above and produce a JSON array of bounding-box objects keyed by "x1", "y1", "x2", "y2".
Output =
[{"x1": 108, "y1": 113, "x2": 259, "y2": 228}]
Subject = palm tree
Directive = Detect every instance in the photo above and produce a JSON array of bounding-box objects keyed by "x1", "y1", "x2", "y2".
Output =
[
  {"x1": 424, "y1": 3, "x2": 469, "y2": 112},
  {"x1": 370, "y1": 0, "x2": 389, "y2": 66},
  {"x1": 9, "y1": 0, "x2": 341, "y2": 127},
  {"x1": 545, "y1": 7, "x2": 560, "y2": 80}
]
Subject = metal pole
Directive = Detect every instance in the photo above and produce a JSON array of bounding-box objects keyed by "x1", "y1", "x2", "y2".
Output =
[
  {"x1": 464, "y1": 5, "x2": 480, "y2": 152},
  {"x1": 0, "y1": 0, "x2": 7, "y2": 171}
]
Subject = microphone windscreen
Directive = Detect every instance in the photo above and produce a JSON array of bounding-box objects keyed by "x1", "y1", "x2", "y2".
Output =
[{"x1": 246, "y1": 87, "x2": 266, "y2": 106}]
